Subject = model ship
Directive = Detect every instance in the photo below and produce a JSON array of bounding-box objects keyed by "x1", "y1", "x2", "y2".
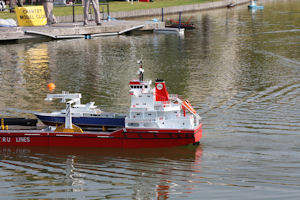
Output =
[{"x1": 0, "y1": 63, "x2": 202, "y2": 148}]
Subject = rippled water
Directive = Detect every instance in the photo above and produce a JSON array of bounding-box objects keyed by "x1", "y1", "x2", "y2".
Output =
[{"x1": 1, "y1": 0, "x2": 300, "y2": 199}]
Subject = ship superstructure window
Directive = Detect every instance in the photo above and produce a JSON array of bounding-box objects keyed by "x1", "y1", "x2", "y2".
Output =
[
  {"x1": 128, "y1": 123, "x2": 139, "y2": 127},
  {"x1": 131, "y1": 85, "x2": 144, "y2": 89}
]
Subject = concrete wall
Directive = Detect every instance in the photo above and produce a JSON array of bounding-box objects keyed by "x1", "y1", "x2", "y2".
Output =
[
  {"x1": 56, "y1": 0, "x2": 250, "y2": 23},
  {"x1": 111, "y1": 0, "x2": 249, "y2": 18}
]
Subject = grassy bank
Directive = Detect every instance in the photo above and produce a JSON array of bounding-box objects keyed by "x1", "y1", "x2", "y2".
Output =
[
  {"x1": 0, "y1": 0, "x2": 218, "y2": 19},
  {"x1": 108, "y1": 0, "x2": 216, "y2": 12}
]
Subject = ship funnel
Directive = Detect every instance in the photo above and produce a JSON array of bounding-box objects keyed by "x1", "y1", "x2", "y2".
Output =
[{"x1": 155, "y1": 79, "x2": 169, "y2": 101}]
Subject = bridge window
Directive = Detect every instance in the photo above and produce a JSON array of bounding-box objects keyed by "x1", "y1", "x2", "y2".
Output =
[{"x1": 128, "y1": 123, "x2": 139, "y2": 127}]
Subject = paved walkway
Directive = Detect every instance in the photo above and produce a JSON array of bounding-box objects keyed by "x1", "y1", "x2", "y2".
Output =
[
  {"x1": 0, "y1": 20, "x2": 164, "y2": 41},
  {"x1": 0, "y1": 0, "x2": 250, "y2": 42}
]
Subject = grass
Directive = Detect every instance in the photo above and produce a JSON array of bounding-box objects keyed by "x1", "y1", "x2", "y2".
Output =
[
  {"x1": 108, "y1": 0, "x2": 216, "y2": 12},
  {"x1": 0, "y1": 0, "x2": 218, "y2": 19}
]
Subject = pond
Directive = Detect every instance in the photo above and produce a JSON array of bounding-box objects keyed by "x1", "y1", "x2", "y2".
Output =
[{"x1": 0, "y1": 0, "x2": 300, "y2": 199}]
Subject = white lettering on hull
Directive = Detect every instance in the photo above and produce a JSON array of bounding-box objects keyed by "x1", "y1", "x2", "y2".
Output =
[
  {"x1": 1, "y1": 137, "x2": 11, "y2": 143},
  {"x1": 16, "y1": 137, "x2": 30, "y2": 143},
  {"x1": 0, "y1": 137, "x2": 30, "y2": 143}
]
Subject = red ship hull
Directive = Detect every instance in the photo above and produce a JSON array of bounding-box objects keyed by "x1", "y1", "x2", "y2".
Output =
[{"x1": 0, "y1": 124, "x2": 202, "y2": 148}]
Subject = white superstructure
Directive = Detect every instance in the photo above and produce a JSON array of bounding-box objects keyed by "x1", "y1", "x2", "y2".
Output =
[
  {"x1": 125, "y1": 78, "x2": 201, "y2": 130},
  {"x1": 42, "y1": 91, "x2": 104, "y2": 116}
]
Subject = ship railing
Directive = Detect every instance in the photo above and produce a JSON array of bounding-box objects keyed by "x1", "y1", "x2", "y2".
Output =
[
  {"x1": 130, "y1": 107, "x2": 148, "y2": 110},
  {"x1": 127, "y1": 115, "x2": 165, "y2": 122},
  {"x1": 126, "y1": 118, "x2": 156, "y2": 123},
  {"x1": 168, "y1": 94, "x2": 178, "y2": 100},
  {"x1": 154, "y1": 104, "x2": 172, "y2": 109},
  {"x1": 154, "y1": 101, "x2": 180, "y2": 109}
]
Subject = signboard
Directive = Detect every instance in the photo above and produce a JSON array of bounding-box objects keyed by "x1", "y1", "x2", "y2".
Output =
[{"x1": 15, "y1": 6, "x2": 47, "y2": 27}]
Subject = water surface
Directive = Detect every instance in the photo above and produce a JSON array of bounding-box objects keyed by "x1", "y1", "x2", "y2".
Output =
[{"x1": 0, "y1": 0, "x2": 300, "y2": 199}]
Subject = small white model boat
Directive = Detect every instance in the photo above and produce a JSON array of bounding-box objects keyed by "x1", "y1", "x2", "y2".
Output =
[
  {"x1": 35, "y1": 92, "x2": 125, "y2": 129},
  {"x1": 248, "y1": 0, "x2": 264, "y2": 9}
]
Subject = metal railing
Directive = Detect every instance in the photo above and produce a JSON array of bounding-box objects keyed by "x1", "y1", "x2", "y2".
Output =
[
  {"x1": 14, "y1": 0, "x2": 109, "y2": 22},
  {"x1": 53, "y1": 0, "x2": 109, "y2": 22}
]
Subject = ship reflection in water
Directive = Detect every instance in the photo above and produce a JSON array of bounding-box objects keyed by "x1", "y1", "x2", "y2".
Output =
[{"x1": 0, "y1": 145, "x2": 203, "y2": 199}]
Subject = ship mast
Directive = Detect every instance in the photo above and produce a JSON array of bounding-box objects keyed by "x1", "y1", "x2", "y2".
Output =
[{"x1": 45, "y1": 91, "x2": 82, "y2": 131}]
